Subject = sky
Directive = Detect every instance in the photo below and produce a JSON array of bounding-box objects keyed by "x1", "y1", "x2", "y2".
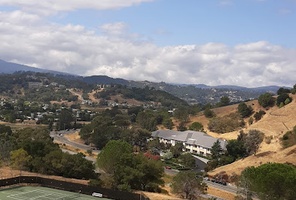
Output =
[{"x1": 0, "y1": 0, "x2": 296, "y2": 87}]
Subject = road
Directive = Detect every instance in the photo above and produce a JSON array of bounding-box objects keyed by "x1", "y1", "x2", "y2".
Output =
[
  {"x1": 50, "y1": 130, "x2": 100, "y2": 154},
  {"x1": 50, "y1": 130, "x2": 240, "y2": 198},
  {"x1": 204, "y1": 180, "x2": 238, "y2": 194}
]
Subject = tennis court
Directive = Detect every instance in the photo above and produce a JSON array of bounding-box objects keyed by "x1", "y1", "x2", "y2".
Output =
[{"x1": 0, "y1": 186, "x2": 111, "y2": 200}]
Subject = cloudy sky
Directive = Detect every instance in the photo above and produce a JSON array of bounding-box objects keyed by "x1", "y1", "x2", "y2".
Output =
[{"x1": 0, "y1": 0, "x2": 296, "y2": 87}]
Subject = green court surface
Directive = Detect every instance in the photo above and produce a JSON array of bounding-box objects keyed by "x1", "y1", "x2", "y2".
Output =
[{"x1": 0, "y1": 186, "x2": 110, "y2": 200}]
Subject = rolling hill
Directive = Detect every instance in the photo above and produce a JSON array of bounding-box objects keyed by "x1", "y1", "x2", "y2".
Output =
[
  {"x1": 188, "y1": 94, "x2": 296, "y2": 177},
  {"x1": 0, "y1": 59, "x2": 284, "y2": 105}
]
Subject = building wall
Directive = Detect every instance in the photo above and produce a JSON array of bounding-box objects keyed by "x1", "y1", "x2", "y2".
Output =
[{"x1": 159, "y1": 138, "x2": 212, "y2": 155}]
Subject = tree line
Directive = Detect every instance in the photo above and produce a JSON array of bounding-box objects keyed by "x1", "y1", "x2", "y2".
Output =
[{"x1": 0, "y1": 125, "x2": 96, "y2": 180}]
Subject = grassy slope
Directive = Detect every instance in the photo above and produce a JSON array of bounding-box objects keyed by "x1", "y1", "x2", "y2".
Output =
[{"x1": 188, "y1": 94, "x2": 296, "y2": 176}]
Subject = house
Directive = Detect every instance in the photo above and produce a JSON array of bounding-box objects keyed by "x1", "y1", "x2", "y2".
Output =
[
  {"x1": 28, "y1": 82, "x2": 43, "y2": 89},
  {"x1": 151, "y1": 130, "x2": 227, "y2": 156}
]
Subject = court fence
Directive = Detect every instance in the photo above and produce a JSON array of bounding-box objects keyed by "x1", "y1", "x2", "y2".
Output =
[{"x1": 0, "y1": 176, "x2": 149, "y2": 200}]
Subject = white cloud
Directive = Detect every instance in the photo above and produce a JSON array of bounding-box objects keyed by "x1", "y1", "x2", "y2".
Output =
[
  {"x1": 0, "y1": 0, "x2": 155, "y2": 15},
  {"x1": 0, "y1": 9, "x2": 295, "y2": 88}
]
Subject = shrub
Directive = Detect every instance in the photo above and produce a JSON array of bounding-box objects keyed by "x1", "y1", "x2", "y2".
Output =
[
  {"x1": 189, "y1": 122, "x2": 204, "y2": 131},
  {"x1": 208, "y1": 113, "x2": 244, "y2": 133},
  {"x1": 276, "y1": 93, "x2": 292, "y2": 107},
  {"x1": 258, "y1": 93, "x2": 275, "y2": 108},
  {"x1": 204, "y1": 108, "x2": 215, "y2": 118},
  {"x1": 253, "y1": 110, "x2": 266, "y2": 121},
  {"x1": 281, "y1": 127, "x2": 296, "y2": 148},
  {"x1": 240, "y1": 130, "x2": 264, "y2": 155},
  {"x1": 237, "y1": 102, "x2": 253, "y2": 118},
  {"x1": 265, "y1": 136, "x2": 273, "y2": 144}
]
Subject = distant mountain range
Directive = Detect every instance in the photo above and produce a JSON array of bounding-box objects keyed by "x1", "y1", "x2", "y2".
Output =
[
  {"x1": 0, "y1": 59, "x2": 284, "y2": 104},
  {"x1": 0, "y1": 59, "x2": 71, "y2": 75}
]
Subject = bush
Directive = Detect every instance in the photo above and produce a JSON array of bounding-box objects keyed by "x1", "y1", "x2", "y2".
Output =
[
  {"x1": 265, "y1": 136, "x2": 273, "y2": 144},
  {"x1": 208, "y1": 113, "x2": 244, "y2": 133},
  {"x1": 254, "y1": 110, "x2": 266, "y2": 121},
  {"x1": 281, "y1": 127, "x2": 296, "y2": 148},
  {"x1": 240, "y1": 130, "x2": 264, "y2": 155},
  {"x1": 237, "y1": 102, "x2": 253, "y2": 118},
  {"x1": 258, "y1": 93, "x2": 275, "y2": 108},
  {"x1": 189, "y1": 122, "x2": 204, "y2": 131},
  {"x1": 276, "y1": 93, "x2": 292, "y2": 107},
  {"x1": 204, "y1": 108, "x2": 215, "y2": 118}
]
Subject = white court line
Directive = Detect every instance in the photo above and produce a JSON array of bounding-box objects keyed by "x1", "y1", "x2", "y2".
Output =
[
  {"x1": 7, "y1": 189, "x2": 67, "y2": 200},
  {"x1": 8, "y1": 189, "x2": 40, "y2": 198}
]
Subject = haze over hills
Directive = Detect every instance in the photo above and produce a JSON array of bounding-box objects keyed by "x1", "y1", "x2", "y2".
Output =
[{"x1": 0, "y1": 59, "x2": 282, "y2": 104}]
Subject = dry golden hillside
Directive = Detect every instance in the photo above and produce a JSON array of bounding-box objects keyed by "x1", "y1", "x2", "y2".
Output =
[{"x1": 188, "y1": 94, "x2": 296, "y2": 177}]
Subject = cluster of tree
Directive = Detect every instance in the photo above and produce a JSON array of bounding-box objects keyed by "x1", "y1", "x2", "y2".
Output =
[
  {"x1": 281, "y1": 125, "x2": 296, "y2": 149},
  {"x1": 253, "y1": 110, "x2": 266, "y2": 121},
  {"x1": 0, "y1": 99, "x2": 93, "y2": 130},
  {"x1": 239, "y1": 163, "x2": 296, "y2": 200},
  {"x1": 0, "y1": 72, "x2": 94, "y2": 98},
  {"x1": 258, "y1": 93, "x2": 275, "y2": 108},
  {"x1": 24, "y1": 87, "x2": 78, "y2": 103},
  {"x1": 208, "y1": 113, "x2": 245, "y2": 133},
  {"x1": 80, "y1": 107, "x2": 176, "y2": 149},
  {"x1": 97, "y1": 140, "x2": 164, "y2": 192},
  {"x1": 95, "y1": 85, "x2": 188, "y2": 109},
  {"x1": 276, "y1": 92, "x2": 292, "y2": 107},
  {"x1": 258, "y1": 85, "x2": 295, "y2": 109},
  {"x1": 237, "y1": 102, "x2": 253, "y2": 118},
  {"x1": 0, "y1": 125, "x2": 96, "y2": 180},
  {"x1": 206, "y1": 130, "x2": 264, "y2": 171}
]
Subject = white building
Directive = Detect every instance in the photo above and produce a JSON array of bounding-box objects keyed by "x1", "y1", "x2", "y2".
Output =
[{"x1": 151, "y1": 130, "x2": 227, "y2": 156}]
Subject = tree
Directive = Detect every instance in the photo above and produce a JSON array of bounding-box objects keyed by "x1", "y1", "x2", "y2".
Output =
[
  {"x1": 120, "y1": 128, "x2": 151, "y2": 150},
  {"x1": 136, "y1": 110, "x2": 157, "y2": 131},
  {"x1": 163, "y1": 118, "x2": 174, "y2": 129},
  {"x1": 241, "y1": 130, "x2": 264, "y2": 155},
  {"x1": 189, "y1": 122, "x2": 204, "y2": 132},
  {"x1": 10, "y1": 148, "x2": 32, "y2": 172},
  {"x1": 226, "y1": 140, "x2": 247, "y2": 160},
  {"x1": 177, "y1": 121, "x2": 187, "y2": 131},
  {"x1": 97, "y1": 140, "x2": 133, "y2": 174},
  {"x1": 204, "y1": 108, "x2": 215, "y2": 118},
  {"x1": 277, "y1": 87, "x2": 290, "y2": 95},
  {"x1": 254, "y1": 110, "x2": 266, "y2": 121},
  {"x1": 58, "y1": 109, "x2": 74, "y2": 130},
  {"x1": 211, "y1": 140, "x2": 223, "y2": 159},
  {"x1": 171, "y1": 171, "x2": 207, "y2": 200},
  {"x1": 113, "y1": 153, "x2": 164, "y2": 192},
  {"x1": 258, "y1": 93, "x2": 275, "y2": 108},
  {"x1": 240, "y1": 163, "x2": 296, "y2": 200},
  {"x1": 237, "y1": 102, "x2": 253, "y2": 118},
  {"x1": 291, "y1": 84, "x2": 296, "y2": 94},
  {"x1": 170, "y1": 143, "x2": 183, "y2": 158},
  {"x1": 174, "y1": 107, "x2": 189, "y2": 123},
  {"x1": 219, "y1": 96, "x2": 230, "y2": 107},
  {"x1": 276, "y1": 93, "x2": 292, "y2": 107},
  {"x1": 179, "y1": 153, "x2": 196, "y2": 169}
]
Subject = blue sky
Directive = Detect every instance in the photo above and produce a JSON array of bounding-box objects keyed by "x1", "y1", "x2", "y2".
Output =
[
  {"x1": 53, "y1": 0, "x2": 296, "y2": 47},
  {"x1": 0, "y1": 0, "x2": 296, "y2": 87}
]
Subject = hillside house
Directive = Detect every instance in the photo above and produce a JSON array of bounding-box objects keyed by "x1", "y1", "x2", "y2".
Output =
[
  {"x1": 151, "y1": 130, "x2": 227, "y2": 156},
  {"x1": 28, "y1": 82, "x2": 43, "y2": 89}
]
